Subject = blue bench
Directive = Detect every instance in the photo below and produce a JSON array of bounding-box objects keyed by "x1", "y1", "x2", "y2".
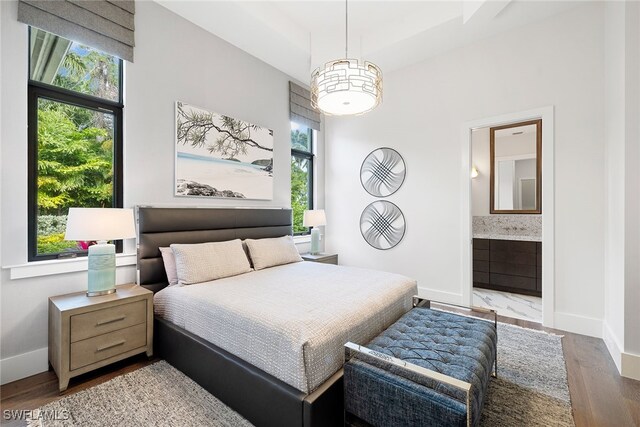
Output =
[{"x1": 344, "y1": 299, "x2": 497, "y2": 427}]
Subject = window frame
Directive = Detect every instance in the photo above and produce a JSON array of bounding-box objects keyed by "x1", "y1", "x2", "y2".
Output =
[
  {"x1": 291, "y1": 127, "x2": 315, "y2": 236},
  {"x1": 27, "y1": 30, "x2": 124, "y2": 262}
]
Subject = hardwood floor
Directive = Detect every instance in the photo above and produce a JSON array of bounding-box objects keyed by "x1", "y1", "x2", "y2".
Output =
[{"x1": 1, "y1": 317, "x2": 639, "y2": 426}]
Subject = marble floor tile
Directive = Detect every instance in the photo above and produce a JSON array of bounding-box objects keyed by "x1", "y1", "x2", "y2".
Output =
[{"x1": 473, "y1": 288, "x2": 542, "y2": 323}]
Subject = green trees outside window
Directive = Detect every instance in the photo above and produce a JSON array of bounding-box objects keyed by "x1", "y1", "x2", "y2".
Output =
[
  {"x1": 35, "y1": 101, "x2": 115, "y2": 254},
  {"x1": 28, "y1": 28, "x2": 123, "y2": 260},
  {"x1": 291, "y1": 124, "x2": 314, "y2": 234}
]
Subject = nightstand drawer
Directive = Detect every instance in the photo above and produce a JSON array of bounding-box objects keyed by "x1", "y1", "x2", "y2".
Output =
[
  {"x1": 314, "y1": 255, "x2": 338, "y2": 265},
  {"x1": 301, "y1": 253, "x2": 338, "y2": 265},
  {"x1": 70, "y1": 300, "x2": 146, "y2": 343},
  {"x1": 70, "y1": 323, "x2": 147, "y2": 370}
]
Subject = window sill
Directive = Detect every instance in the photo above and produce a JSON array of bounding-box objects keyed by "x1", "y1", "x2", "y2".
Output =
[
  {"x1": 293, "y1": 235, "x2": 311, "y2": 244},
  {"x1": 4, "y1": 253, "x2": 137, "y2": 280}
]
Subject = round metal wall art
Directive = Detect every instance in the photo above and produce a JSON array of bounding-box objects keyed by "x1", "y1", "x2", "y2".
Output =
[
  {"x1": 359, "y1": 201, "x2": 406, "y2": 250},
  {"x1": 360, "y1": 147, "x2": 406, "y2": 197}
]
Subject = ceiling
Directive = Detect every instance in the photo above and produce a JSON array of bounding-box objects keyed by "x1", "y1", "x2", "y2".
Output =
[{"x1": 155, "y1": 0, "x2": 581, "y2": 83}]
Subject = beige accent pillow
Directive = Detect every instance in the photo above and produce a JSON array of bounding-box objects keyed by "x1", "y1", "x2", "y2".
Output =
[
  {"x1": 170, "y1": 239, "x2": 252, "y2": 286},
  {"x1": 159, "y1": 247, "x2": 179, "y2": 286},
  {"x1": 245, "y1": 235, "x2": 303, "y2": 271}
]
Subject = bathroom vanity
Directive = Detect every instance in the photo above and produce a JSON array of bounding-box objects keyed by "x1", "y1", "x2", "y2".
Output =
[{"x1": 473, "y1": 236, "x2": 541, "y2": 297}]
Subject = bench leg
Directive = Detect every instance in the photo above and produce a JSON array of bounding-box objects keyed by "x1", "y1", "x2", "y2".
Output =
[
  {"x1": 466, "y1": 389, "x2": 471, "y2": 427},
  {"x1": 493, "y1": 323, "x2": 498, "y2": 378}
]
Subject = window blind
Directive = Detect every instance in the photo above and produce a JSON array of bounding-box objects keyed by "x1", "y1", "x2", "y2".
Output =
[
  {"x1": 289, "y1": 82, "x2": 321, "y2": 131},
  {"x1": 18, "y1": 0, "x2": 135, "y2": 62}
]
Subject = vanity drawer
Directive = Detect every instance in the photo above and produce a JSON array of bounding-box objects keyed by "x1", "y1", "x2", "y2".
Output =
[
  {"x1": 70, "y1": 300, "x2": 146, "y2": 343},
  {"x1": 473, "y1": 271, "x2": 490, "y2": 285},
  {"x1": 473, "y1": 249, "x2": 490, "y2": 261},
  {"x1": 490, "y1": 273, "x2": 537, "y2": 291},
  {"x1": 490, "y1": 261, "x2": 536, "y2": 278},
  {"x1": 491, "y1": 250, "x2": 536, "y2": 266},
  {"x1": 70, "y1": 323, "x2": 147, "y2": 371},
  {"x1": 473, "y1": 260, "x2": 490, "y2": 273},
  {"x1": 490, "y1": 240, "x2": 537, "y2": 254},
  {"x1": 473, "y1": 239, "x2": 490, "y2": 250}
]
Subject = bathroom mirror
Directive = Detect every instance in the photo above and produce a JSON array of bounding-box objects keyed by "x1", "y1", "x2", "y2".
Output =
[{"x1": 490, "y1": 119, "x2": 541, "y2": 214}]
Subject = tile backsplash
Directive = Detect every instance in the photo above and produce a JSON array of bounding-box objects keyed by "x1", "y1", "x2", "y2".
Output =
[{"x1": 473, "y1": 215, "x2": 541, "y2": 238}]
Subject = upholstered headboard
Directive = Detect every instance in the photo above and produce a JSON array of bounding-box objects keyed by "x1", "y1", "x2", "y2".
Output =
[{"x1": 137, "y1": 207, "x2": 293, "y2": 293}]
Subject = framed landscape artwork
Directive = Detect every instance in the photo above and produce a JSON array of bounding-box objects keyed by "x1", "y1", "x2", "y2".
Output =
[{"x1": 175, "y1": 101, "x2": 274, "y2": 200}]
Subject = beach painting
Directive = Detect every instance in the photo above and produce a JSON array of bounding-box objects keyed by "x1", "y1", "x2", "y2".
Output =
[{"x1": 175, "y1": 101, "x2": 274, "y2": 200}]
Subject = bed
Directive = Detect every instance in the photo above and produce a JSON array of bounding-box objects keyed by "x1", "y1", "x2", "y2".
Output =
[{"x1": 137, "y1": 207, "x2": 417, "y2": 427}]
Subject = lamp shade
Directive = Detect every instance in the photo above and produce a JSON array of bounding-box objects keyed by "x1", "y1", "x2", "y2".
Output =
[
  {"x1": 65, "y1": 208, "x2": 136, "y2": 241},
  {"x1": 303, "y1": 209, "x2": 327, "y2": 227}
]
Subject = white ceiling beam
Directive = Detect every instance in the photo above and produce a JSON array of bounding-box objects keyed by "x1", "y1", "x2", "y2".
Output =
[{"x1": 463, "y1": 0, "x2": 513, "y2": 25}]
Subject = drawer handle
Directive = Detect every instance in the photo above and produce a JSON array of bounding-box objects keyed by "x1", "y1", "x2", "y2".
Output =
[
  {"x1": 96, "y1": 315, "x2": 126, "y2": 326},
  {"x1": 96, "y1": 340, "x2": 126, "y2": 352}
]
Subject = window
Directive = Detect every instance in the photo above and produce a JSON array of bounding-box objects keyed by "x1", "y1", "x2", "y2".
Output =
[
  {"x1": 291, "y1": 122, "x2": 314, "y2": 235},
  {"x1": 28, "y1": 28, "x2": 123, "y2": 261}
]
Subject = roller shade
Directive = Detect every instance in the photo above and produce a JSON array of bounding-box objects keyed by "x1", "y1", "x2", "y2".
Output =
[
  {"x1": 290, "y1": 82, "x2": 321, "y2": 131},
  {"x1": 18, "y1": 0, "x2": 135, "y2": 62}
]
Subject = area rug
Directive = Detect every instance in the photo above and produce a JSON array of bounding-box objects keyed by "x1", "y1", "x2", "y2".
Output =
[
  {"x1": 480, "y1": 323, "x2": 574, "y2": 426},
  {"x1": 28, "y1": 323, "x2": 574, "y2": 426}
]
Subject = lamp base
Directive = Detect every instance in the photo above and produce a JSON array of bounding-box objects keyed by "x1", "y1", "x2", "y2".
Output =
[
  {"x1": 310, "y1": 228, "x2": 321, "y2": 255},
  {"x1": 87, "y1": 242, "x2": 116, "y2": 297},
  {"x1": 87, "y1": 288, "x2": 117, "y2": 297}
]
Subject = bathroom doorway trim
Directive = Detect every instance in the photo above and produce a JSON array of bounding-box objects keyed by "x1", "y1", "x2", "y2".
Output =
[{"x1": 460, "y1": 106, "x2": 555, "y2": 328}]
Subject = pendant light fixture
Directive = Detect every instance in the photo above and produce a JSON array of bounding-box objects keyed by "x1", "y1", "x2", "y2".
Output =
[{"x1": 310, "y1": 0, "x2": 383, "y2": 116}]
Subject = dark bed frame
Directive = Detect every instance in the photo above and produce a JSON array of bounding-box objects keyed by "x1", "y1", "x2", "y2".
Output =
[{"x1": 137, "y1": 207, "x2": 344, "y2": 427}]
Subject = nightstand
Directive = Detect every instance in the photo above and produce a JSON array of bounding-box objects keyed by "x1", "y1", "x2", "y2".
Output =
[
  {"x1": 49, "y1": 284, "x2": 153, "y2": 392},
  {"x1": 301, "y1": 253, "x2": 339, "y2": 265}
]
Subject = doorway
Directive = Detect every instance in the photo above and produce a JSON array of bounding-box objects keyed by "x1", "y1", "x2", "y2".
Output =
[{"x1": 460, "y1": 107, "x2": 555, "y2": 328}]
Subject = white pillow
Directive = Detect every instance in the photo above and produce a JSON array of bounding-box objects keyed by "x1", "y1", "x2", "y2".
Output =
[
  {"x1": 244, "y1": 235, "x2": 303, "y2": 271},
  {"x1": 159, "y1": 247, "x2": 179, "y2": 287},
  {"x1": 170, "y1": 239, "x2": 252, "y2": 286}
]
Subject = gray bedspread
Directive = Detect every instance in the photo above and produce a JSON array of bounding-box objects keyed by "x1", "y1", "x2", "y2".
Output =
[{"x1": 153, "y1": 261, "x2": 417, "y2": 393}]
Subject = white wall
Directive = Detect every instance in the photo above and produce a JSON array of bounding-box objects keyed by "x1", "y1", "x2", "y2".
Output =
[
  {"x1": 471, "y1": 128, "x2": 490, "y2": 216},
  {"x1": 627, "y1": 2, "x2": 640, "y2": 359},
  {"x1": 0, "y1": 0, "x2": 321, "y2": 384},
  {"x1": 126, "y1": 2, "x2": 288, "y2": 210},
  {"x1": 603, "y1": 0, "x2": 640, "y2": 380},
  {"x1": 325, "y1": 3, "x2": 605, "y2": 333},
  {"x1": 603, "y1": 0, "x2": 626, "y2": 366}
]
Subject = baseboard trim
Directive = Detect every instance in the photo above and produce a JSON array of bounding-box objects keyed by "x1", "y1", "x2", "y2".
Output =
[
  {"x1": 621, "y1": 352, "x2": 640, "y2": 380},
  {"x1": 553, "y1": 311, "x2": 602, "y2": 338},
  {"x1": 603, "y1": 321, "x2": 623, "y2": 372},
  {"x1": 0, "y1": 347, "x2": 48, "y2": 385},
  {"x1": 417, "y1": 287, "x2": 463, "y2": 306},
  {"x1": 603, "y1": 321, "x2": 640, "y2": 380}
]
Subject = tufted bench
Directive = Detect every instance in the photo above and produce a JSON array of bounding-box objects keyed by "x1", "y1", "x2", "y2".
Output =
[{"x1": 344, "y1": 299, "x2": 497, "y2": 427}]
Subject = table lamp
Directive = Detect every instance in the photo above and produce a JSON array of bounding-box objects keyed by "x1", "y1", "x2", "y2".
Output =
[
  {"x1": 65, "y1": 208, "x2": 136, "y2": 296},
  {"x1": 303, "y1": 209, "x2": 326, "y2": 255}
]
